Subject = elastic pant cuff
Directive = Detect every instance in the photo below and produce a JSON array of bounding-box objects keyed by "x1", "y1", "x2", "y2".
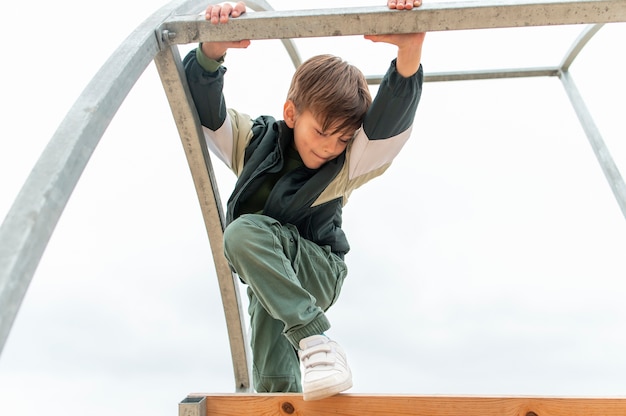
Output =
[{"x1": 285, "y1": 314, "x2": 331, "y2": 349}]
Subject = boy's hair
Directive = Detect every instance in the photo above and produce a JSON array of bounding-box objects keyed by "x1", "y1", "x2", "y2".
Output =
[{"x1": 287, "y1": 54, "x2": 372, "y2": 137}]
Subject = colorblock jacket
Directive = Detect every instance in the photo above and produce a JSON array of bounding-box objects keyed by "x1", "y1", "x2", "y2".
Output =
[{"x1": 183, "y1": 49, "x2": 423, "y2": 258}]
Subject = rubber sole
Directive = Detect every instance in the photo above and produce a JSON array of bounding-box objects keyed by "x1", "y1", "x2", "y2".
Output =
[{"x1": 302, "y1": 377, "x2": 353, "y2": 401}]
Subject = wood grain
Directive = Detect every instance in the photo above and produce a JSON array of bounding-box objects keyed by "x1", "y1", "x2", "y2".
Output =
[{"x1": 182, "y1": 393, "x2": 626, "y2": 416}]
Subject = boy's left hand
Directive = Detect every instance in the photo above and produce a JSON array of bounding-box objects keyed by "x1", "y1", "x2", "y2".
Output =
[
  {"x1": 364, "y1": 0, "x2": 426, "y2": 77},
  {"x1": 206, "y1": 1, "x2": 247, "y2": 24},
  {"x1": 387, "y1": 0, "x2": 422, "y2": 10},
  {"x1": 201, "y1": 1, "x2": 250, "y2": 60}
]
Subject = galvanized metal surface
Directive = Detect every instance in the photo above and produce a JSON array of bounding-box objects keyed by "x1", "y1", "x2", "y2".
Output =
[
  {"x1": 560, "y1": 23, "x2": 605, "y2": 71},
  {"x1": 154, "y1": 45, "x2": 252, "y2": 392},
  {"x1": 179, "y1": 396, "x2": 207, "y2": 416},
  {"x1": 246, "y1": 0, "x2": 302, "y2": 67},
  {"x1": 0, "y1": 0, "x2": 209, "y2": 357},
  {"x1": 1, "y1": 0, "x2": 625, "y2": 397},
  {"x1": 560, "y1": 71, "x2": 626, "y2": 218},
  {"x1": 376, "y1": 67, "x2": 561, "y2": 85},
  {"x1": 159, "y1": 0, "x2": 626, "y2": 44},
  {"x1": 557, "y1": 23, "x2": 626, "y2": 218}
]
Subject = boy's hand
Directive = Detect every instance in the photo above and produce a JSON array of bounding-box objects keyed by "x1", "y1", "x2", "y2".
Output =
[
  {"x1": 364, "y1": 0, "x2": 425, "y2": 77},
  {"x1": 388, "y1": 0, "x2": 422, "y2": 9},
  {"x1": 206, "y1": 1, "x2": 246, "y2": 24},
  {"x1": 201, "y1": 2, "x2": 251, "y2": 60}
]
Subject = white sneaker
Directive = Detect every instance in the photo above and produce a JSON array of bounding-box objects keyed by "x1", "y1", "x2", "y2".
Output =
[{"x1": 298, "y1": 335, "x2": 352, "y2": 401}]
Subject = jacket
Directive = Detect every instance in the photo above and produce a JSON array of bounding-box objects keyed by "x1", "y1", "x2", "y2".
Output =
[{"x1": 183, "y1": 49, "x2": 423, "y2": 257}]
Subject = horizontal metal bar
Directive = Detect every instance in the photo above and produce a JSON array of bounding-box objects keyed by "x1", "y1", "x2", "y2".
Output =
[
  {"x1": 424, "y1": 67, "x2": 562, "y2": 83},
  {"x1": 246, "y1": 0, "x2": 302, "y2": 67},
  {"x1": 159, "y1": 0, "x2": 626, "y2": 44},
  {"x1": 366, "y1": 67, "x2": 561, "y2": 84}
]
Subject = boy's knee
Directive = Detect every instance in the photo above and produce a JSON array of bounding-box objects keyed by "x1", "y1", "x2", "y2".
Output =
[
  {"x1": 224, "y1": 216, "x2": 252, "y2": 259},
  {"x1": 223, "y1": 214, "x2": 275, "y2": 259}
]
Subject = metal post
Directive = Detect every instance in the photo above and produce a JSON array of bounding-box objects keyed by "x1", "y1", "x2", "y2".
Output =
[
  {"x1": 153, "y1": 45, "x2": 252, "y2": 391},
  {"x1": 559, "y1": 70, "x2": 626, "y2": 219},
  {"x1": 179, "y1": 396, "x2": 207, "y2": 416}
]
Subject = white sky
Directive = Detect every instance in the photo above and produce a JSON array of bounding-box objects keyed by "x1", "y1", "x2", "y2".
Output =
[{"x1": 1, "y1": 1, "x2": 625, "y2": 415}]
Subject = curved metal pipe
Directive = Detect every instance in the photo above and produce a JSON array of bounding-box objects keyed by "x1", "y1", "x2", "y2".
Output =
[
  {"x1": 560, "y1": 23, "x2": 605, "y2": 71},
  {"x1": 0, "y1": 0, "x2": 208, "y2": 357},
  {"x1": 246, "y1": 0, "x2": 302, "y2": 68}
]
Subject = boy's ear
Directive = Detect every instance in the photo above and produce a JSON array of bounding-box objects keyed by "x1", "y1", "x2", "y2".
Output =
[{"x1": 283, "y1": 100, "x2": 296, "y2": 128}]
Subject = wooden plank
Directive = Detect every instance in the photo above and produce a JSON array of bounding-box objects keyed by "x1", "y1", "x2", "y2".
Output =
[{"x1": 185, "y1": 393, "x2": 626, "y2": 416}]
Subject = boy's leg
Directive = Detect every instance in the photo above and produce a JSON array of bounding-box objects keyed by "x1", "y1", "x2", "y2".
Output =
[
  {"x1": 223, "y1": 214, "x2": 348, "y2": 395},
  {"x1": 224, "y1": 214, "x2": 347, "y2": 347},
  {"x1": 247, "y1": 287, "x2": 301, "y2": 392}
]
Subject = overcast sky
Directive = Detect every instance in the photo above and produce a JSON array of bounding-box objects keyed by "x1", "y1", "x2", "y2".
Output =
[{"x1": 1, "y1": 1, "x2": 625, "y2": 415}]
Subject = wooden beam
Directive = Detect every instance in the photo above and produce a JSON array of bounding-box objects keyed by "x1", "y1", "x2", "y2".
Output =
[
  {"x1": 159, "y1": 0, "x2": 626, "y2": 44},
  {"x1": 182, "y1": 393, "x2": 626, "y2": 416}
]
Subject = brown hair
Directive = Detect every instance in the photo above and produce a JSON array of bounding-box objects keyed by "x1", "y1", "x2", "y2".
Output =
[{"x1": 287, "y1": 54, "x2": 372, "y2": 136}]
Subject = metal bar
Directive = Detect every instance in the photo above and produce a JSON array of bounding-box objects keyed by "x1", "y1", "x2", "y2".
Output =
[
  {"x1": 153, "y1": 46, "x2": 252, "y2": 392},
  {"x1": 2, "y1": 0, "x2": 623, "y2": 394},
  {"x1": 560, "y1": 23, "x2": 605, "y2": 71},
  {"x1": 246, "y1": 0, "x2": 301, "y2": 68},
  {"x1": 365, "y1": 66, "x2": 561, "y2": 85},
  {"x1": 159, "y1": 0, "x2": 626, "y2": 44},
  {"x1": 423, "y1": 67, "x2": 562, "y2": 83},
  {"x1": 560, "y1": 70, "x2": 626, "y2": 219},
  {"x1": 179, "y1": 396, "x2": 207, "y2": 416},
  {"x1": 0, "y1": 0, "x2": 213, "y2": 357}
]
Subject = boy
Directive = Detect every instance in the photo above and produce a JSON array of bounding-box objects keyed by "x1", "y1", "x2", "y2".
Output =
[{"x1": 184, "y1": 0, "x2": 425, "y2": 400}]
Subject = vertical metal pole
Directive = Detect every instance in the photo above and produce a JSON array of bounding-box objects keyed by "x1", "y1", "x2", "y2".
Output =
[
  {"x1": 560, "y1": 70, "x2": 626, "y2": 219},
  {"x1": 179, "y1": 396, "x2": 207, "y2": 416},
  {"x1": 153, "y1": 44, "x2": 252, "y2": 391}
]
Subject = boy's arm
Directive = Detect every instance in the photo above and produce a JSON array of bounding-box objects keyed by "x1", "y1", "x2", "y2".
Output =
[
  {"x1": 182, "y1": 2, "x2": 252, "y2": 170},
  {"x1": 201, "y1": 2, "x2": 251, "y2": 60},
  {"x1": 347, "y1": 0, "x2": 426, "y2": 180},
  {"x1": 367, "y1": 0, "x2": 425, "y2": 77},
  {"x1": 347, "y1": 58, "x2": 423, "y2": 180},
  {"x1": 183, "y1": 49, "x2": 227, "y2": 131},
  {"x1": 185, "y1": 1, "x2": 250, "y2": 130}
]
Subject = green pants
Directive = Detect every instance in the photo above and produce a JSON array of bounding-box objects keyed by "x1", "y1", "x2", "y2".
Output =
[{"x1": 223, "y1": 214, "x2": 347, "y2": 393}]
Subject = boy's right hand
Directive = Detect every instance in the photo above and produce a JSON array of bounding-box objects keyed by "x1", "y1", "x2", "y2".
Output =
[
  {"x1": 201, "y1": 2, "x2": 251, "y2": 60},
  {"x1": 388, "y1": 0, "x2": 422, "y2": 9}
]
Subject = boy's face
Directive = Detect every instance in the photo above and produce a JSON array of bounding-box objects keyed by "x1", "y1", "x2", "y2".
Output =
[{"x1": 284, "y1": 100, "x2": 353, "y2": 169}]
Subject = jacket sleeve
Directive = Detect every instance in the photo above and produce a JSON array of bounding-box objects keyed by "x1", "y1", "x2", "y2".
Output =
[
  {"x1": 183, "y1": 48, "x2": 253, "y2": 172},
  {"x1": 347, "y1": 59, "x2": 423, "y2": 180},
  {"x1": 183, "y1": 47, "x2": 228, "y2": 131}
]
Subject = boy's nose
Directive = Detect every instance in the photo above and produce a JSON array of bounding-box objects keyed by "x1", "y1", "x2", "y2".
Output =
[{"x1": 322, "y1": 138, "x2": 338, "y2": 154}]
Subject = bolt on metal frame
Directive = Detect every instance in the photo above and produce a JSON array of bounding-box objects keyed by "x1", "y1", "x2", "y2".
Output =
[{"x1": 1, "y1": 0, "x2": 625, "y2": 395}]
